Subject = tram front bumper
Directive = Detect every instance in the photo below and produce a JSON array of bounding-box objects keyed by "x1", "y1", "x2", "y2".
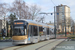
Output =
[{"x1": 12, "y1": 39, "x2": 28, "y2": 45}]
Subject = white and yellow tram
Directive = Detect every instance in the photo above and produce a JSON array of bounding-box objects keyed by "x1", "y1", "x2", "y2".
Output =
[{"x1": 12, "y1": 19, "x2": 55, "y2": 45}]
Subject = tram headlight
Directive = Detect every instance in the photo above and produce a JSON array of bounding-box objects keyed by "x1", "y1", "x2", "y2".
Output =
[{"x1": 25, "y1": 36, "x2": 27, "y2": 39}]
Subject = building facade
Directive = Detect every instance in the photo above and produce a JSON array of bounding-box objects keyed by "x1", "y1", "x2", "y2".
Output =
[
  {"x1": 0, "y1": 19, "x2": 7, "y2": 32},
  {"x1": 56, "y1": 4, "x2": 71, "y2": 33}
]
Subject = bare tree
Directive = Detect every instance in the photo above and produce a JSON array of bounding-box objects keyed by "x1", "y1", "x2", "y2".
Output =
[
  {"x1": 9, "y1": 0, "x2": 31, "y2": 19},
  {"x1": 9, "y1": 0, "x2": 41, "y2": 20},
  {"x1": 0, "y1": 3, "x2": 9, "y2": 17},
  {"x1": 29, "y1": 4, "x2": 41, "y2": 20}
]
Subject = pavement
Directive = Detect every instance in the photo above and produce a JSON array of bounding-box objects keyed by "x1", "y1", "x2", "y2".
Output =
[
  {"x1": 56, "y1": 37, "x2": 68, "y2": 39},
  {"x1": 0, "y1": 39, "x2": 12, "y2": 42},
  {"x1": 1, "y1": 39, "x2": 65, "y2": 50},
  {"x1": 54, "y1": 41, "x2": 75, "y2": 50},
  {"x1": 0, "y1": 35, "x2": 67, "y2": 50},
  {"x1": 0, "y1": 42, "x2": 14, "y2": 49}
]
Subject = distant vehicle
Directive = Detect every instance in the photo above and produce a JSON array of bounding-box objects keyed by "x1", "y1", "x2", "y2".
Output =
[{"x1": 12, "y1": 19, "x2": 55, "y2": 45}]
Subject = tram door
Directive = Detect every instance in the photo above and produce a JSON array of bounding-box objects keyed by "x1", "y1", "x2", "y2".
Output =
[
  {"x1": 29, "y1": 25, "x2": 38, "y2": 43},
  {"x1": 50, "y1": 28, "x2": 54, "y2": 38},
  {"x1": 39, "y1": 27, "x2": 45, "y2": 40},
  {"x1": 46, "y1": 28, "x2": 50, "y2": 40},
  {"x1": 28, "y1": 25, "x2": 33, "y2": 43},
  {"x1": 32, "y1": 26, "x2": 38, "y2": 43}
]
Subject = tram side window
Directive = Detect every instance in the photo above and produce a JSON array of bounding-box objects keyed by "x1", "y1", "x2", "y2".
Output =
[
  {"x1": 50, "y1": 29, "x2": 52, "y2": 35},
  {"x1": 29, "y1": 25, "x2": 33, "y2": 36},
  {"x1": 31, "y1": 25, "x2": 33, "y2": 35},
  {"x1": 50, "y1": 29, "x2": 54, "y2": 34},
  {"x1": 33, "y1": 26, "x2": 38, "y2": 36},
  {"x1": 49, "y1": 29, "x2": 51, "y2": 35},
  {"x1": 52, "y1": 29, "x2": 54, "y2": 34},
  {"x1": 47, "y1": 28, "x2": 49, "y2": 35},
  {"x1": 43, "y1": 27, "x2": 46, "y2": 35},
  {"x1": 39, "y1": 27, "x2": 43, "y2": 35}
]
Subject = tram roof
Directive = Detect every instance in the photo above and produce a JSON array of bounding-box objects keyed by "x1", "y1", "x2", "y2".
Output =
[{"x1": 14, "y1": 19, "x2": 54, "y2": 28}]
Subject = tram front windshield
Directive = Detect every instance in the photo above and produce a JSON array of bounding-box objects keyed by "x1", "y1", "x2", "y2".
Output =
[{"x1": 13, "y1": 26, "x2": 26, "y2": 36}]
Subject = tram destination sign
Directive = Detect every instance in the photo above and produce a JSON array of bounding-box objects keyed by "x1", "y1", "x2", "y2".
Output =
[{"x1": 14, "y1": 22, "x2": 24, "y2": 25}]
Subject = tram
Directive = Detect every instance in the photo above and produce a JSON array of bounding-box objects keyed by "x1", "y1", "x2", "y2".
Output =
[{"x1": 12, "y1": 19, "x2": 55, "y2": 45}]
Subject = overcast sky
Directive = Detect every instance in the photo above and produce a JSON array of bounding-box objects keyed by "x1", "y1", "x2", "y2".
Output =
[{"x1": 0, "y1": 0, "x2": 75, "y2": 23}]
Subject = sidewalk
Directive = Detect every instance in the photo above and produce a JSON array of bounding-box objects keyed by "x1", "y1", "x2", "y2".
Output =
[
  {"x1": 54, "y1": 41, "x2": 75, "y2": 50},
  {"x1": 38, "y1": 39, "x2": 65, "y2": 50}
]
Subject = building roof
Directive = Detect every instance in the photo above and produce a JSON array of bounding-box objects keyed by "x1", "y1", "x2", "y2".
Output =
[{"x1": 56, "y1": 4, "x2": 70, "y2": 8}]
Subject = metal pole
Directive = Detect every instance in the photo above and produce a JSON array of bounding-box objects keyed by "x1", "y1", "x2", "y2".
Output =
[
  {"x1": 65, "y1": 14, "x2": 66, "y2": 36},
  {"x1": 73, "y1": 21, "x2": 74, "y2": 35},
  {"x1": 4, "y1": 16, "x2": 5, "y2": 29},
  {"x1": 54, "y1": 6, "x2": 56, "y2": 38}
]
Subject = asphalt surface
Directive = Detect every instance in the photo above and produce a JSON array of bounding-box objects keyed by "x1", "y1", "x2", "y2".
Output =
[
  {"x1": 0, "y1": 39, "x2": 65, "y2": 50},
  {"x1": 54, "y1": 41, "x2": 75, "y2": 50},
  {"x1": 0, "y1": 42, "x2": 14, "y2": 49}
]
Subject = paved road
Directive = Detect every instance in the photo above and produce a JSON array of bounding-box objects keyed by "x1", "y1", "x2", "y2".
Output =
[
  {"x1": 54, "y1": 41, "x2": 75, "y2": 50},
  {"x1": 1, "y1": 39, "x2": 65, "y2": 50},
  {"x1": 0, "y1": 42, "x2": 14, "y2": 49}
]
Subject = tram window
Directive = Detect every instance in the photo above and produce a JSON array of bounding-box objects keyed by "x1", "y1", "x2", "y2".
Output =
[
  {"x1": 39, "y1": 27, "x2": 43, "y2": 31},
  {"x1": 31, "y1": 26, "x2": 33, "y2": 35},
  {"x1": 52, "y1": 29, "x2": 53, "y2": 30},
  {"x1": 50, "y1": 30, "x2": 52, "y2": 34},
  {"x1": 50, "y1": 28, "x2": 54, "y2": 34},
  {"x1": 28, "y1": 25, "x2": 31, "y2": 36},
  {"x1": 13, "y1": 26, "x2": 25, "y2": 36},
  {"x1": 28, "y1": 25, "x2": 33, "y2": 36},
  {"x1": 43, "y1": 27, "x2": 46, "y2": 35},
  {"x1": 33, "y1": 26, "x2": 38, "y2": 36},
  {"x1": 47, "y1": 28, "x2": 49, "y2": 35},
  {"x1": 39, "y1": 27, "x2": 43, "y2": 35}
]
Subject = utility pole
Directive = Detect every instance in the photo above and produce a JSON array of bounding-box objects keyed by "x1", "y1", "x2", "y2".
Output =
[
  {"x1": 39, "y1": 7, "x2": 57, "y2": 38},
  {"x1": 73, "y1": 21, "x2": 74, "y2": 35},
  {"x1": 4, "y1": 16, "x2": 5, "y2": 29},
  {"x1": 64, "y1": 13, "x2": 66, "y2": 37},
  {"x1": 54, "y1": 6, "x2": 56, "y2": 38}
]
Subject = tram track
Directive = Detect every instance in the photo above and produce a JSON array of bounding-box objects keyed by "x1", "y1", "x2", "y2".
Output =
[
  {"x1": 13, "y1": 41, "x2": 47, "y2": 50},
  {"x1": 2, "y1": 39, "x2": 62, "y2": 50},
  {"x1": 13, "y1": 39, "x2": 58, "y2": 50},
  {"x1": 2, "y1": 43, "x2": 32, "y2": 50},
  {"x1": 35, "y1": 39, "x2": 59, "y2": 50},
  {"x1": 14, "y1": 44, "x2": 33, "y2": 50}
]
